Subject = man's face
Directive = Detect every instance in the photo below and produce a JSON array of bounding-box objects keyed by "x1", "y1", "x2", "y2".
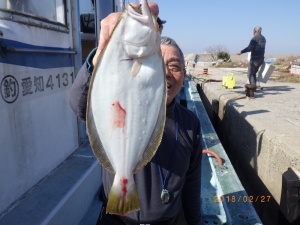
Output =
[{"x1": 161, "y1": 44, "x2": 186, "y2": 105}]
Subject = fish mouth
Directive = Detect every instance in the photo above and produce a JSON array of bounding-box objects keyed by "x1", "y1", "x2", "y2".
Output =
[
  {"x1": 127, "y1": 1, "x2": 159, "y2": 31},
  {"x1": 127, "y1": 2, "x2": 150, "y2": 23}
]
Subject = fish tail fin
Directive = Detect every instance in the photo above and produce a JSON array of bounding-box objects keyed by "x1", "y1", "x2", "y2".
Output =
[{"x1": 106, "y1": 175, "x2": 140, "y2": 215}]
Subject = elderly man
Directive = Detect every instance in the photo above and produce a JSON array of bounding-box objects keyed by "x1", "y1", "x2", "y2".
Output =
[
  {"x1": 69, "y1": 2, "x2": 202, "y2": 225},
  {"x1": 237, "y1": 26, "x2": 266, "y2": 96}
]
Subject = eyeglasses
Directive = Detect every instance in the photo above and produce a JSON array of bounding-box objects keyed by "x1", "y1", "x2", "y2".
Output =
[{"x1": 165, "y1": 63, "x2": 184, "y2": 75}]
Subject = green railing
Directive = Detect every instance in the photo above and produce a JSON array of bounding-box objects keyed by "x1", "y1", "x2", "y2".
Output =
[{"x1": 185, "y1": 80, "x2": 263, "y2": 225}]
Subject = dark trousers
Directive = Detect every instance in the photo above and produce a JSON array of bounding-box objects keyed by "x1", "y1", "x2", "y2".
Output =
[
  {"x1": 96, "y1": 206, "x2": 180, "y2": 225},
  {"x1": 96, "y1": 207, "x2": 125, "y2": 225},
  {"x1": 96, "y1": 185, "x2": 181, "y2": 225},
  {"x1": 247, "y1": 58, "x2": 264, "y2": 85}
]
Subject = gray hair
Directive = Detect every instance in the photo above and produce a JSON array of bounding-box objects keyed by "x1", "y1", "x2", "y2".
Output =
[
  {"x1": 161, "y1": 36, "x2": 185, "y2": 66},
  {"x1": 253, "y1": 26, "x2": 262, "y2": 34}
]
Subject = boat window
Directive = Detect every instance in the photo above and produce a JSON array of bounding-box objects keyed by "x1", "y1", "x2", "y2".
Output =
[{"x1": 0, "y1": 0, "x2": 66, "y2": 24}]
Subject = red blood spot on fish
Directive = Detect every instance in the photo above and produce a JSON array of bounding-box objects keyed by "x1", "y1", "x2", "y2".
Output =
[
  {"x1": 120, "y1": 177, "x2": 128, "y2": 196},
  {"x1": 112, "y1": 102, "x2": 126, "y2": 131},
  {"x1": 120, "y1": 177, "x2": 128, "y2": 214}
]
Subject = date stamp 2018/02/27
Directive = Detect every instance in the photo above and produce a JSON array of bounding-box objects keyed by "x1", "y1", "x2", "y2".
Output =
[{"x1": 214, "y1": 195, "x2": 271, "y2": 203}]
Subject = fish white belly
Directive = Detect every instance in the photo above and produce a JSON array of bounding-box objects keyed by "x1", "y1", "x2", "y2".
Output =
[
  {"x1": 91, "y1": 51, "x2": 164, "y2": 174},
  {"x1": 86, "y1": 0, "x2": 166, "y2": 215}
]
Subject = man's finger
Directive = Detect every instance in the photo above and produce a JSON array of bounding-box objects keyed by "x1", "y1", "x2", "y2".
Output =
[
  {"x1": 149, "y1": 2, "x2": 159, "y2": 16},
  {"x1": 98, "y1": 12, "x2": 121, "y2": 51},
  {"x1": 93, "y1": 12, "x2": 121, "y2": 66}
]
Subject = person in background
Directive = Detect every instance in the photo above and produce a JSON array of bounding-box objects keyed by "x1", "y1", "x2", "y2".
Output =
[
  {"x1": 69, "y1": 2, "x2": 203, "y2": 225},
  {"x1": 237, "y1": 26, "x2": 266, "y2": 92}
]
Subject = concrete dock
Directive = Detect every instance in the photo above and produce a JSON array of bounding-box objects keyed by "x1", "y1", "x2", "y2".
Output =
[{"x1": 188, "y1": 65, "x2": 300, "y2": 225}]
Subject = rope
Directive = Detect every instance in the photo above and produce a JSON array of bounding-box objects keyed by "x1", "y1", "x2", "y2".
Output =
[{"x1": 202, "y1": 149, "x2": 223, "y2": 166}]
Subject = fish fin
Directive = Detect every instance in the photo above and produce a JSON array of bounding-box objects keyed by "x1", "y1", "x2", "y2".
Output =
[
  {"x1": 106, "y1": 175, "x2": 140, "y2": 215},
  {"x1": 130, "y1": 60, "x2": 141, "y2": 77},
  {"x1": 85, "y1": 25, "x2": 116, "y2": 174},
  {"x1": 86, "y1": 105, "x2": 115, "y2": 173},
  {"x1": 134, "y1": 87, "x2": 166, "y2": 173}
]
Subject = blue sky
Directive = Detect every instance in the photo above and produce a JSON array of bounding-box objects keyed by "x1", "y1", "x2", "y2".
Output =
[{"x1": 152, "y1": 0, "x2": 300, "y2": 55}]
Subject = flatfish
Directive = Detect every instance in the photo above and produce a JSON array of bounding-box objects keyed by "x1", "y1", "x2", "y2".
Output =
[{"x1": 86, "y1": 0, "x2": 166, "y2": 215}]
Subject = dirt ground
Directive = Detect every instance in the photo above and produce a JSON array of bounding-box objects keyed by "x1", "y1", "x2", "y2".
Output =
[
  {"x1": 269, "y1": 70, "x2": 300, "y2": 83},
  {"x1": 184, "y1": 53, "x2": 300, "y2": 83}
]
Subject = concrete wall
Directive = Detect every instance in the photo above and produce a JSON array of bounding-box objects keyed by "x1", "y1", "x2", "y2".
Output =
[
  {"x1": 193, "y1": 67, "x2": 300, "y2": 225},
  {"x1": 291, "y1": 64, "x2": 300, "y2": 75}
]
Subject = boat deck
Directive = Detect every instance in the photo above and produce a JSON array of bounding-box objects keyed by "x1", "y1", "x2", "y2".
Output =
[
  {"x1": 185, "y1": 79, "x2": 262, "y2": 224},
  {"x1": 0, "y1": 80, "x2": 262, "y2": 225}
]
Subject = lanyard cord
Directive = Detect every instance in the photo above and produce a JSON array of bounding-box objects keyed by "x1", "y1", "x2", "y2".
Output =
[{"x1": 156, "y1": 111, "x2": 179, "y2": 190}]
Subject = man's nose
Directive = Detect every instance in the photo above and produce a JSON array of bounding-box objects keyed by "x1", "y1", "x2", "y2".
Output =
[{"x1": 164, "y1": 65, "x2": 171, "y2": 76}]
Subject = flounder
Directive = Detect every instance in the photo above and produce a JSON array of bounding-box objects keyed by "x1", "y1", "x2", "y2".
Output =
[{"x1": 86, "y1": 0, "x2": 166, "y2": 215}]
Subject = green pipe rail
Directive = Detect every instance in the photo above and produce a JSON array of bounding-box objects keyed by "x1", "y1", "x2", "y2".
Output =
[{"x1": 185, "y1": 79, "x2": 263, "y2": 225}]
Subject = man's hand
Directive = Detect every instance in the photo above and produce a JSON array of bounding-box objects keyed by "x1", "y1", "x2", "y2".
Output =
[
  {"x1": 92, "y1": 12, "x2": 121, "y2": 67},
  {"x1": 92, "y1": 2, "x2": 159, "y2": 67}
]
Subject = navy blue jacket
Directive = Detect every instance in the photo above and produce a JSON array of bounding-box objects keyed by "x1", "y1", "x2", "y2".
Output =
[
  {"x1": 241, "y1": 34, "x2": 266, "y2": 60},
  {"x1": 69, "y1": 49, "x2": 202, "y2": 224}
]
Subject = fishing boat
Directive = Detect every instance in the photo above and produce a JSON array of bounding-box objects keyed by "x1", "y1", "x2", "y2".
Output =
[{"x1": 0, "y1": 0, "x2": 262, "y2": 224}]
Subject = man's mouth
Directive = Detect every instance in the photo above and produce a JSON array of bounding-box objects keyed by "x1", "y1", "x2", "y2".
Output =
[{"x1": 167, "y1": 83, "x2": 172, "y2": 90}]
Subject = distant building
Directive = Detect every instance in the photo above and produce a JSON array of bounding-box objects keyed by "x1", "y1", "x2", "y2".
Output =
[{"x1": 291, "y1": 59, "x2": 300, "y2": 75}]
